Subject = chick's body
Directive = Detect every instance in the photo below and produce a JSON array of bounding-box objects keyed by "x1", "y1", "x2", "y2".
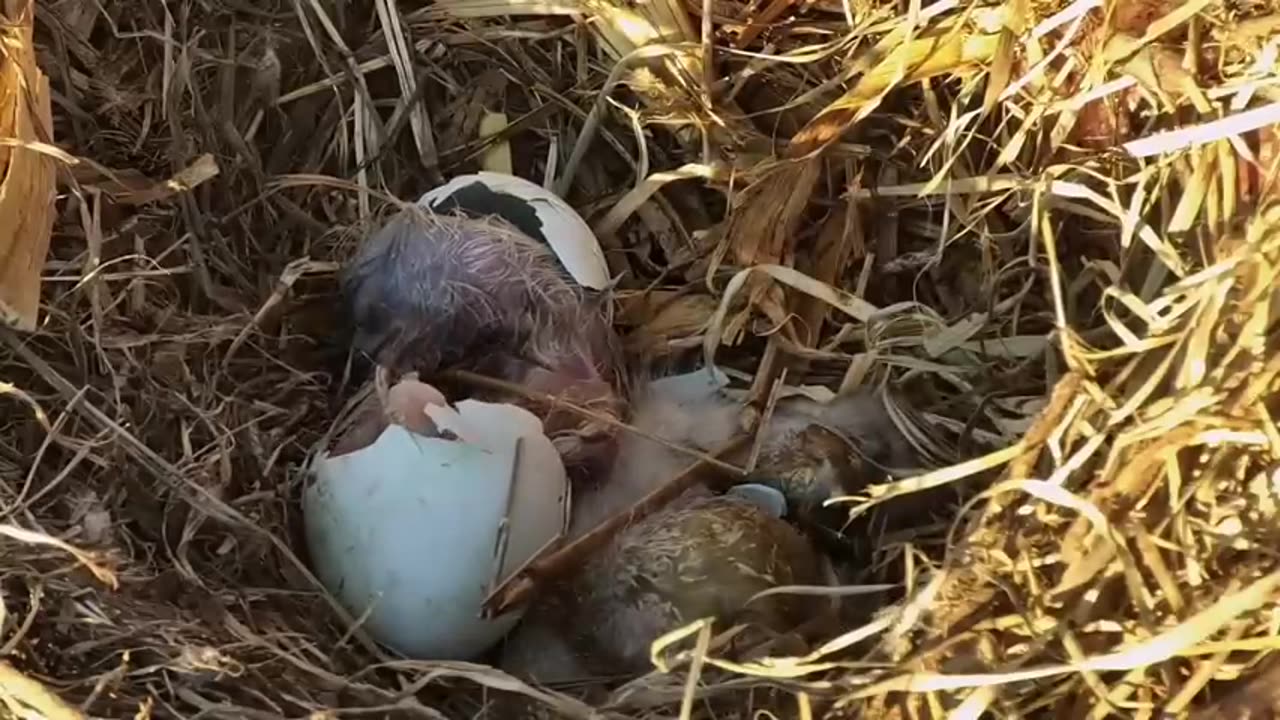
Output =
[
  {"x1": 341, "y1": 210, "x2": 625, "y2": 479},
  {"x1": 575, "y1": 371, "x2": 917, "y2": 538},
  {"x1": 342, "y1": 211, "x2": 616, "y2": 380},
  {"x1": 500, "y1": 491, "x2": 829, "y2": 682},
  {"x1": 497, "y1": 373, "x2": 923, "y2": 684}
]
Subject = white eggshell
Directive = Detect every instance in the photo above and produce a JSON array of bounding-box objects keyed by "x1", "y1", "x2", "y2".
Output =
[
  {"x1": 417, "y1": 171, "x2": 611, "y2": 290},
  {"x1": 303, "y1": 399, "x2": 567, "y2": 660}
]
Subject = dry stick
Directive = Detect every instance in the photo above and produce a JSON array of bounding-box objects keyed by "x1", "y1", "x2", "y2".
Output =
[
  {"x1": 0, "y1": 328, "x2": 387, "y2": 659},
  {"x1": 481, "y1": 435, "x2": 749, "y2": 617},
  {"x1": 1003, "y1": 371, "x2": 1083, "y2": 483},
  {"x1": 745, "y1": 358, "x2": 787, "y2": 474}
]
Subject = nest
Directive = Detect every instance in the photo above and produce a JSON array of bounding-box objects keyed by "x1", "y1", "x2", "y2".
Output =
[{"x1": 1, "y1": 0, "x2": 1278, "y2": 717}]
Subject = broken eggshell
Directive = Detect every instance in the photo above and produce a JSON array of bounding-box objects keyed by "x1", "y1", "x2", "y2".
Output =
[
  {"x1": 303, "y1": 384, "x2": 568, "y2": 660},
  {"x1": 417, "y1": 171, "x2": 611, "y2": 290}
]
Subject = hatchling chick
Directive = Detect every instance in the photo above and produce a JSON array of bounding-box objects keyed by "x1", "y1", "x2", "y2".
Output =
[
  {"x1": 340, "y1": 209, "x2": 627, "y2": 481},
  {"x1": 734, "y1": 390, "x2": 960, "y2": 559},
  {"x1": 341, "y1": 210, "x2": 617, "y2": 380},
  {"x1": 589, "y1": 371, "x2": 923, "y2": 539},
  {"x1": 739, "y1": 389, "x2": 922, "y2": 511},
  {"x1": 744, "y1": 421, "x2": 866, "y2": 517},
  {"x1": 498, "y1": 488, "x2": 835, "y2": 685}
]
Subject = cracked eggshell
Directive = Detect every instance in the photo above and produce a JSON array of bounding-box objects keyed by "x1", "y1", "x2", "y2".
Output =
[
  {"x1": 303, "y1": 398, "x2": 568, "y2": 660},
  {"x1": 417, "y1": 171, "x2": 610, "y2": 290}
]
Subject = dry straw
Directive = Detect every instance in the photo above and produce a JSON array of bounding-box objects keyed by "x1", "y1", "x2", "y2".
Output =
[
  {"x1": 0, "y1": 0, "x2": 55, "y2": 331},
  {"x1": 0, "y1": 0, "x2": 1277, "y2": 716}
]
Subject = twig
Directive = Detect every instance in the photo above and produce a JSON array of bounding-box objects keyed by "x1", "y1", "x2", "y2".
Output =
[{"x1": 0, "y1": 327, "x2": 388, "y2": 660}]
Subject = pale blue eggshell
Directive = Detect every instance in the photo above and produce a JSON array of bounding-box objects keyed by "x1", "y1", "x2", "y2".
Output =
[{"x1": 304, "y1": 401, "x2": 567, "y2": 660}]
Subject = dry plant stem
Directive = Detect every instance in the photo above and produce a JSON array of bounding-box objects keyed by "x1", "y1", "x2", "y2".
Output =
[
  {"x1": 554, "y1": 43, "x2": 688, "y2": 197},
  {"x1": 1003, "y1": 372, "x2": 1082, "y2": 484},
  {"x1": 0, "y1": 661, "x2": 84, "y2": 720},
  {"x1": 718, "y1": 29, "x2": 1001, "y2": 319},
  {"x1": 442, "y1": 368, "x2": 744, "y2": 475},
  {"x1": 733, "y1": 0, "x2": 797, "y2": 49},
  {"x1": 794, "y1": 202, "x2": 860, "y2": 352},
  {"x1": 729, "y1": 30, "x2": 1002, "y2": 261},
  {"x1": 0, "y1": 0, "x2": 56, "y2": 331},
  {"x1": 482, "y1": 435, "x2": 749, "y2": 617},
  {"x1": 745, "y1": 348, "x2": 786, "y2": 473},
  {"x1": 925, "y1": 371, "x2": 1083, "y2": 634}
]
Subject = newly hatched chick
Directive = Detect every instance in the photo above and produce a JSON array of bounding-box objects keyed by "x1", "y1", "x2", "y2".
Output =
[
  {"x1": 565, "y1": 369, "x2": 739, "y2": 538},
  {"x1": 498, "y1": 370, "x2": 910, "y2": 684},
  {"x1": 569, "y1": 370, "x2": 919, "y2": 539},
  {"x1": 341, "y1": 210, "x2": 616, "y2": 377},
  {"x1": 500, "y1": 489, "x2": 831, "y2": 684},
  {"x1": 745, "y1": 390, "x2": 921, "y2": 510},
  {"x1": 340, "y1": 209, "x2": 626, "y2": 479}
]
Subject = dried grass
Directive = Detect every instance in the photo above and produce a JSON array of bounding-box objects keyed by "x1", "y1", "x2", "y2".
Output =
[
  {"x1": 0, "y1": 0, "x2": 55, "y2": 331},
  {"x1": 0, "y1": 0, "x2": 1278, "y2": 716}
]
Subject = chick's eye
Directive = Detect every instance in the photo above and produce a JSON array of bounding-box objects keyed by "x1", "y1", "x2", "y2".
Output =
[{"x1": 347, "y1": 294, "x2": 397, "y2": 354}]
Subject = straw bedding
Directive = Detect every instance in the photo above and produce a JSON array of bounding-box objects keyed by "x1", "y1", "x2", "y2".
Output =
[{"x1": 1, "y1": 0, "x2": 1278, "y2": 717}]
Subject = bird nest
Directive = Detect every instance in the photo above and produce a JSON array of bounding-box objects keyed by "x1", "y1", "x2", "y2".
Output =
[{"x1": 1, "y1": 0, "x2": 1279, "y2": 717}]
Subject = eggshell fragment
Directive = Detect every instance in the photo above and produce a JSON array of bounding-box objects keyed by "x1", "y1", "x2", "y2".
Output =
[
  {"x1": 383, "y1": 379, "x2": 448, "y2": 437},
  {"x1": 304, "y1": 397, "x2": 568, "y2": 660},
  {"x1": 417, "y1": 171, "x2": 611, "y2": 290},
  {"x1": 328, "y1": 379, "x2": 447, "y2": 457}
]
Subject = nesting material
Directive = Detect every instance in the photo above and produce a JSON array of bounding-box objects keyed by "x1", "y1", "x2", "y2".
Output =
[
  {"x1": 304, "y1": 380, "x2": 568, "y2": 660},
  {"x1": 839, "y1": 205, "x2": 1280, "y2": 719},
  {"x1": 8, "y1": 0, "x2": 1280, "y2": 716},
  {"x1": 0, "y1": 0, "x2": 54, "y2": 331}
]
